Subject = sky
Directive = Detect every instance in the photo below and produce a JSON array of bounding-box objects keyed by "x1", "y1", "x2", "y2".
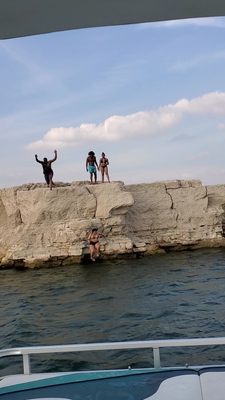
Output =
[{"x1": 1, "y1": 17, "x2": 225, "y2": 187}]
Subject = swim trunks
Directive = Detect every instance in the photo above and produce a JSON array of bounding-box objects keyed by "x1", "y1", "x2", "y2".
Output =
[{"x1": 88, "y1": 165, "x2": 96, "y2": 174}]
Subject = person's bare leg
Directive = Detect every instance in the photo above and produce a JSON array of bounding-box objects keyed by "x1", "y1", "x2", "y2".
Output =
[
  {"x1": 90, "y1": 173, "x2": 93, "y2": 184},
  {"x1": 100, "y1": 167, "x2": 104, "y2": 183},
  {"x1": 105, "y1": 166, "x2": 110, "y2": 183},
  {"x1": 95, "y1": 242, "x2": 100, "y2": 257},
  {"x1": 89, "y1": 245, "x2": 96, "y2": 261},
  {"x1": 94, "y1": 171, "x2": 97, "y2": 184}
]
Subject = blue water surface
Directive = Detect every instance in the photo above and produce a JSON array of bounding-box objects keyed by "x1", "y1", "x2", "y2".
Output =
[{"x1": 1, "y1": 248, "x2": 225, "y2": 374}]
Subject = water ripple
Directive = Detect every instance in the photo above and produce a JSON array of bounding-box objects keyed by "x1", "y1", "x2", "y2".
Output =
[{"x1": 1, "y1": 248, "x2": 225, "y2": 373}]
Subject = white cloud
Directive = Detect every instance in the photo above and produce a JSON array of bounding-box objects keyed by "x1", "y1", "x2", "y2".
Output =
[
  {"x1": 26, "y1": 92, "x2": 225, "y2": 150},
  {"x1": 26, "y1": 111, "x2": 180, "y2": 150},
  {"x1": 172, "y1": 92, "x2": 225, "y2": 114}
]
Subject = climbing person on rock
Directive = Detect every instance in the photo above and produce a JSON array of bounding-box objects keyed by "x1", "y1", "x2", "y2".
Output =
[
  {"x1": 99, "y1": 152, "x2": 110, "y2": 183},
  {"x1": 35, "y1": 150, "x2": 57, "y2": 190},
  {"x1": 87, "y1": 228, "x2": 103, "y2": 262},
  {"x1": 86, "y1": 151, "x2": 99, "y2": 184}
]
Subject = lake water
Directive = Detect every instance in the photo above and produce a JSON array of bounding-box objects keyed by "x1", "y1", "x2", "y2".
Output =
[{"x1": 1, "y1": 248, "x2": 225, "y2": 375}]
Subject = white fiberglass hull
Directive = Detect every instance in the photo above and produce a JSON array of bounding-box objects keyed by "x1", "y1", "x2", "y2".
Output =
[{"x1": 1, "y1": 337, "x2": 225, "y2": 399}]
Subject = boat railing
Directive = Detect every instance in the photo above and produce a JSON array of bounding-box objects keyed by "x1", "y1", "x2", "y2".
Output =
[{"x1": 1, "y1": 336, "x2": 225, "y2": 375}]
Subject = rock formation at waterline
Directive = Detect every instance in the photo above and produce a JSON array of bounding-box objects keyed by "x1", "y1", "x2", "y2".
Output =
[{"x1": 0, "y1": 180, "x2": 225, "y2": 268}]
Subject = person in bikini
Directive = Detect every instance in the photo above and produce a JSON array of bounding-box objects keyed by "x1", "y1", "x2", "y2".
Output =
[
  {"x1": 99, "y1": 152, "x2": 110, "y2": 183},
  {"x1": 86, "y1": 151, "x2": 99, "y2": 184},
  {"x1": 87, "y1": 228, "x2": 103, "y2": 261},
  {"x1": 35, "y1": 150, "x2": 57, "y2": 190}
]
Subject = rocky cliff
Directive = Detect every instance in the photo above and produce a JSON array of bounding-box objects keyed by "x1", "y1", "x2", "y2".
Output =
[{"x1": 0, "y1": 180, "x2": 225, "y2": 268}]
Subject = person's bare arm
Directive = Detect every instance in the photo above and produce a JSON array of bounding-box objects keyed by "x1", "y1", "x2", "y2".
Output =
[
  {"x1": 35, "y1": 154, "x2": 42, "y2": 163},
  {"x1": 49, "y1": 150, "x2": 57, "y2": 163},
  {"x1": 95, "y1": 158, "x2": 99, "y2": 170},
  {"x1": 86, "y1": 231, "x2": 92, "y2": 242}
]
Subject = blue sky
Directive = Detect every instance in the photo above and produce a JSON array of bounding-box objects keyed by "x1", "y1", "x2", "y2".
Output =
[{"x1": 1, "y1": 17, "x2": 225, "y2": 187}]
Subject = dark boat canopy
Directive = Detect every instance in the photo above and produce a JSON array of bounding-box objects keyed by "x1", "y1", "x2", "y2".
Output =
[{"x1": 1, "y1": 0, "x2": 225, "y2": 40}]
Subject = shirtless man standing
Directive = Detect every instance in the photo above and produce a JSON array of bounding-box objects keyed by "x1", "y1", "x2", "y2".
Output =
[
  {"x1": 86, "y1": 151, "x2": 99, "y2": 184},
  {"x1": 99, "y1": 152, "x2": 110, "y2": 183}
]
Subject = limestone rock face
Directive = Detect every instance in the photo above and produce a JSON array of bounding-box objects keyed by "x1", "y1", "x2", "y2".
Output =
[
  {"x1": 125, "y1": 180, "x2": 225, "y2": 252},
  {"x1": 0, "y1": 180, "x2": 225, "y2": 268},
  {"x1": 0, "y1": 182, "x2": 134, "y2": 267}
]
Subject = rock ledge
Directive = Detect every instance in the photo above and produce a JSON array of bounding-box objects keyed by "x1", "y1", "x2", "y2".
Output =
[{"x1": 0, "y1": 180, "x2": 225, "y2": 268}]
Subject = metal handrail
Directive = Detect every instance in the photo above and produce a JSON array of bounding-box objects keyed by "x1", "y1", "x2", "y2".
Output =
[{"x1": 1, "y1": 337, "x2": 225, "y2": 375}]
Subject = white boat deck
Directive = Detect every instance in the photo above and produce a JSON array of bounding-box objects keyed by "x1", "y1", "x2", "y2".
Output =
[
  {"x1": 1, "y1": 368, "x2": 225, "y2": 399},
  {"x1": 0, "y1": 372, "x2": 74, "y2": 387},
  {"x1": 1, "y1": 337, "x2": 225, "y2": 399}
]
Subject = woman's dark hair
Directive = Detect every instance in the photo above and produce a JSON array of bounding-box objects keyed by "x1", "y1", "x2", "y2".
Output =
[{"x1": 88, "y1": 151, "x2": 95, "y2": 156}]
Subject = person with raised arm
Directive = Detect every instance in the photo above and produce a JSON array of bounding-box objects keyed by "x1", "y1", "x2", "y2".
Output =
[{"x1": 35, "y1": 150, "x2": 57, "y2": 190}]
